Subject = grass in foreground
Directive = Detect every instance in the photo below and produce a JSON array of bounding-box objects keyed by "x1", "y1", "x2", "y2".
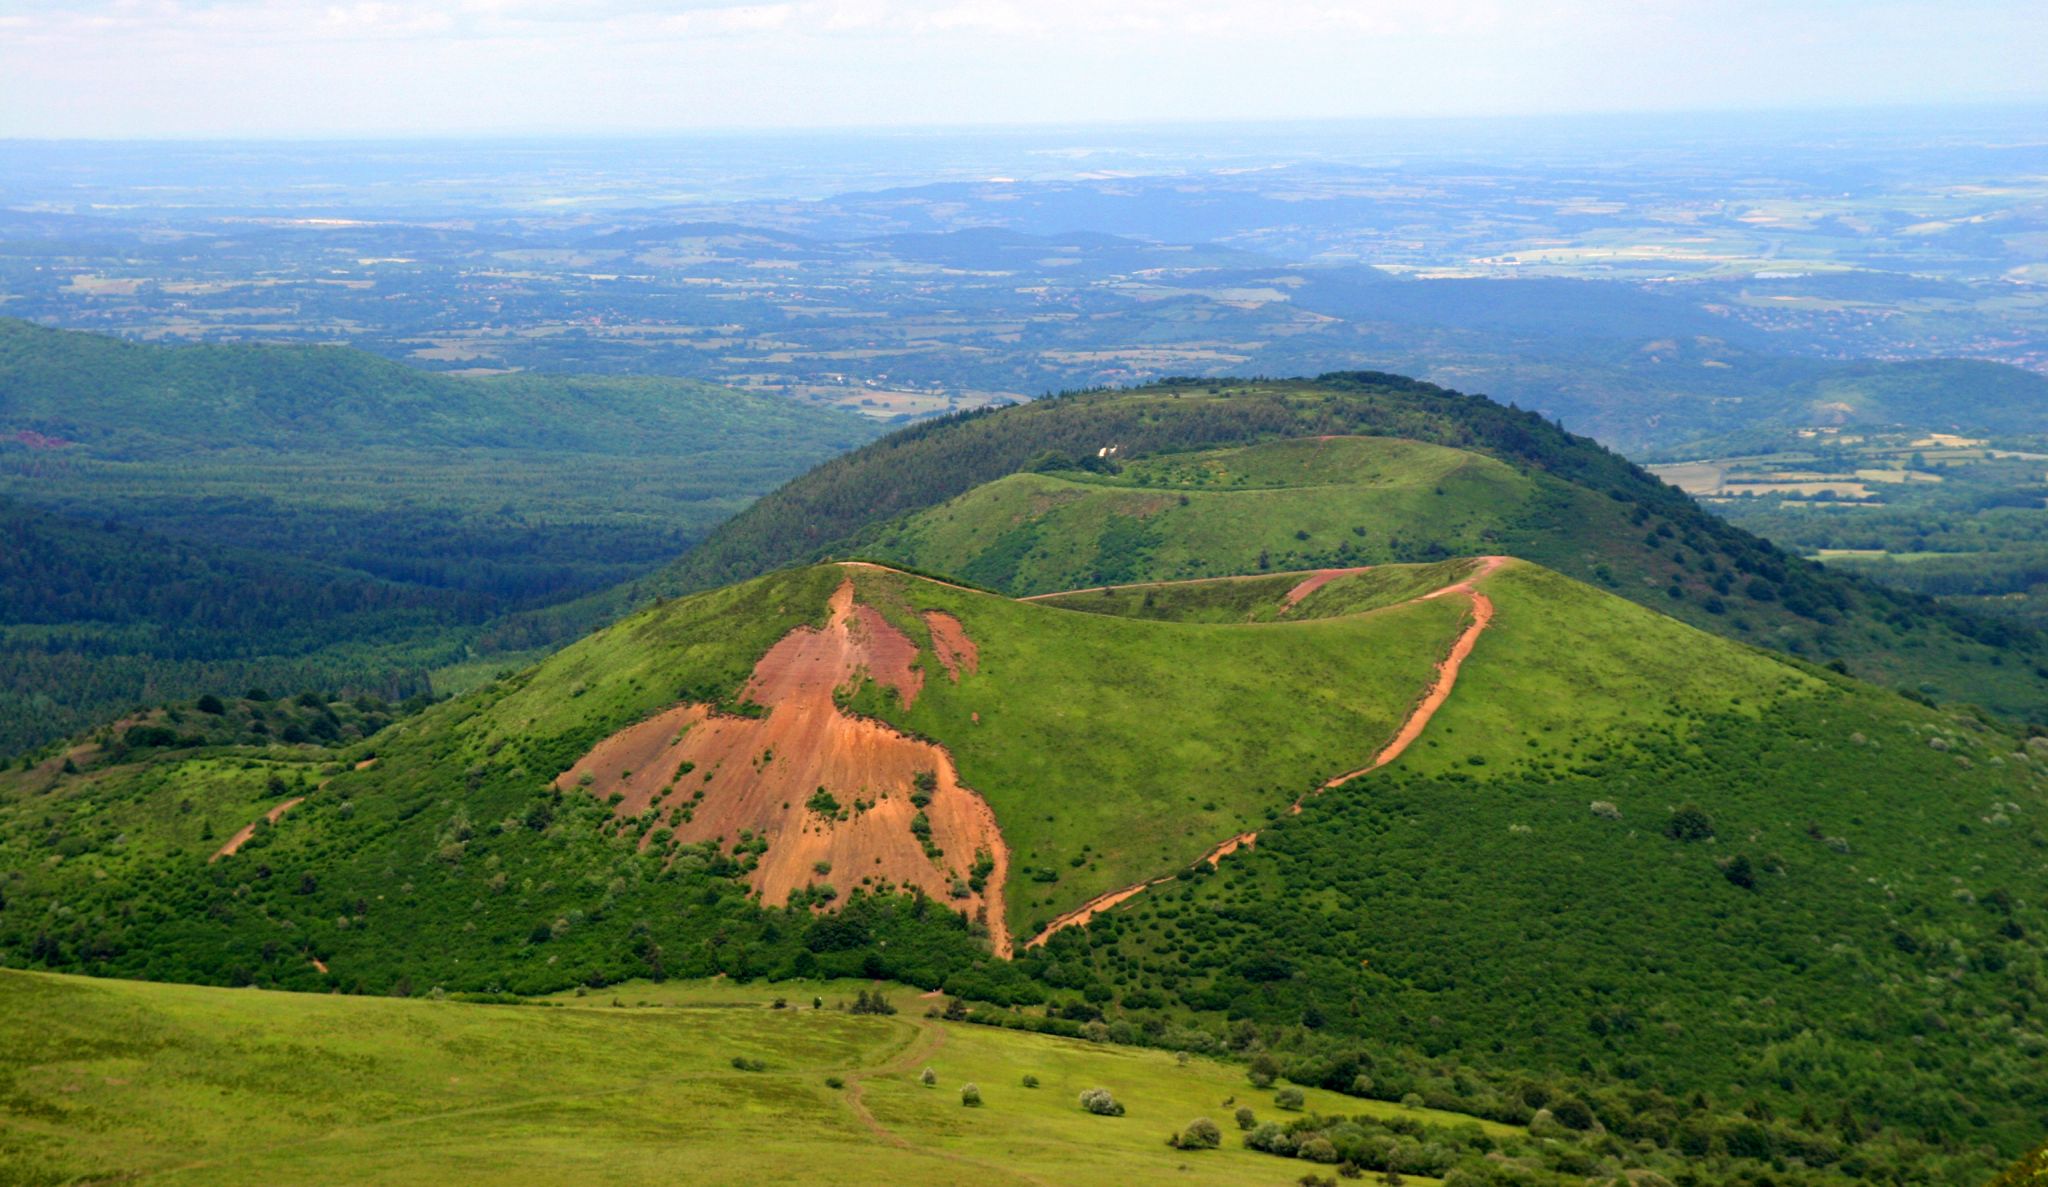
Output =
[{"x1": 0, "y1": 970, "x2": 1466, "y2": 1187}]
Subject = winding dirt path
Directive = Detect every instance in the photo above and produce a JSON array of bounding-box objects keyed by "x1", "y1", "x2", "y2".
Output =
[
  {"x1": 1022, "y1": 557, "x2": 1508, "y2": 949},
  {"x1": 210, "y1": 797, "x2": 305, "y2": 862}
]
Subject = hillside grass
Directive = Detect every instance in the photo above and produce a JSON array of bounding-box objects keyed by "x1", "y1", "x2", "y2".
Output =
[
  {"x1": 0, "y1": 969, "x2": 1461, "y2": 1187},
  {"x1": 1034, "y1": 564, "x2": 2048, "y2": 1181},
  {"x1": 1032, "y1": 558, "x2": 1485, "y2": 624},
  {"x1": 860, "y1": 437, "x2": 1537, "y2": 595},
  {"x1": 842, "y1": 565, "x2": 1471, "y2": 936}
]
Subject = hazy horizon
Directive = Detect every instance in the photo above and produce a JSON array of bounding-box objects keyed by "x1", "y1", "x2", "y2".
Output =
[{"x1": 4, "y1": 0, "x2": 2044, "y2": 139}]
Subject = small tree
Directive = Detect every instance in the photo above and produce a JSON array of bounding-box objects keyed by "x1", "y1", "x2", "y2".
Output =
[
  {"x1": 961, "y1": 1083, "x2": 982, "y2": 1107},
  {"x1": 1723, "y1": 853, "x2": 1758, "y2": 890},
  {"x1": 1249, "y1": 1052, "x2": 1280, "y2": 1088},
  {"x1": 1665, "y1": 804, "x2": 1715, "y2": 842},
  {"x1": 1275, "y1": 1087, "x2": 1306, "y2": 1111},
  {"x1": 1180, "y1": 1118, "x2": 1221, "y2": 1149},
  {"x1": 1080, "y1": 1087, "x2": 1125, "y2": 1116},
  {"x1": 920, "y1": 1067, "x2": 937, "y2": 1087},
  {"x1": 1235, "y1": 1106, "x2": 1257, "y2": 1130}
]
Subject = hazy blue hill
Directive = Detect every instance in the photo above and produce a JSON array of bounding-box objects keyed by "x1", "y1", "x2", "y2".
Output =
[{"x1": 0, "y1": 318, "x2": 870, "y2": 457}]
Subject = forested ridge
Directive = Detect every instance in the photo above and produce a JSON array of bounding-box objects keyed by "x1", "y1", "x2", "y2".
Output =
[{"x1": 529, "y1": 374, "x2": 2048, "y2": 721}]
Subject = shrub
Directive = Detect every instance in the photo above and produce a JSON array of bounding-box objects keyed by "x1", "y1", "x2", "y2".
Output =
[
  {"x1": 1249, "y1": 1052, "x2": 1280, "y2": 1088},
  {"x1": 1300, "y1": 1136, "x2": 1340, "y2": 1163},
  {"x1": 1275, "y1": 1086, "x2": 1306, "y2": 1111},
  {"x1": 1179, "y1": 1118, "x2": 1222, "y2": 1149},
  {"x1": 920, "y1": 1067, "x2": 937, "y2": 1087},
  {"x1": 1589, "y1": 800, "x2": 1621, "y2": 820},
  {"x1": 1021, "y1": 1074, "x2": 1040, "y2": 1088},
  {"x1": 729, "y1": 1056, "x2": 767, "y2": 1072},
  {"x1": 1080, "y1": 1087, "x2": 1125, "y2": 1116},
  {"x1": 825, "y1": 1076, "x2": 844, "y2": 1089},
  {"x1": 1723, "y1": 853, "x2": 1758, "y2": 890},
  {"x1": 196, "y1": 694, "x2": 226, "y2": 715},
  {"x1": 1235, "y1": 1106, "x2": 1258, "y2": 1130},
  {"x1": 961, "y1": 1083, "x2": 982, "y2": 1107},
  {"x1": 1664, "y1": 804, "x2": 1715, "y2": 841}
]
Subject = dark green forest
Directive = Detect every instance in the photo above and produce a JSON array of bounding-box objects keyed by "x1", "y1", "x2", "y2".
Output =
[{"x1": 0, "y1": 320, "x2": 877, "y2": 754}]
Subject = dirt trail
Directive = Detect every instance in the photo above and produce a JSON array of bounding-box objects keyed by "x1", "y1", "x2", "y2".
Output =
[
  {"x1": 1280, "y1": 566, "x2": 1376, "y2": 611},
  {"x1": 1024, "y1": 557, "x2": 1509, "y2": 949},
  {"x1": 1018, "y1": 566, "x2": 1322, "y2": 602},
  {"x1": 210, "y1": 797, "x2": 305, "y2": 862},
  {"x1": 838, "y1": 1020, "x2": 1053, "y2": 1186},
  {"x1": 558, "y1": 578, "x2": 1013, "y2": 957}
]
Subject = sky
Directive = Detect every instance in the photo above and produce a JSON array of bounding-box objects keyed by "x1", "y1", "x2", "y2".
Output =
[{"x1": 1, "y1": 0, "x2": 2044, "y2": 138}]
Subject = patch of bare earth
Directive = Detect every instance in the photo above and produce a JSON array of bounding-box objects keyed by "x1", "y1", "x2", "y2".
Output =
[
  {"x1": 557, "y1": 579, "x2": 1012, "y2": 956},
  {"x1": 923, "y1": 611, "x2": 980, "y2": 681},
  {"x1": 1279, "y1": 566, "x2": 1376, "y2": 612},
  {"x1": 211, "y1": 797, "x2": 305, "y2": 862}
]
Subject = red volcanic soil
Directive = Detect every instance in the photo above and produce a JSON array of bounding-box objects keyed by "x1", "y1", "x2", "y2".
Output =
[
  {"x1": 1026, "y1": 557, "x2": 1509, "y2": 949},
  {"x1": 211, "y1": 797, "x2": 305, "y2": 862},
  {"x1": 557, "y1": 578, "x2": 1012, "y2": 956},
  {"x1": 923, "y1": 611, "x2": 979, "y2": 682},
  {"x1": 1280, "y1": 566, "x2": 1375, "y2": 612}
]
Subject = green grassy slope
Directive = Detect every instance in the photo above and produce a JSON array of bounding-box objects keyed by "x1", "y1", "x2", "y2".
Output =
[
  {"x1": 562, "y1": 376, "x2": 2048, "y2": 722},
  {"x1": 857, "y1": 437, "x2": 1538, "y2": 594},
  {"x1": 6, "y1": 558, "x2": 2048, "y2": 1182},
  {"x1": 839, "y1": 564, "x2": 1469, "y2": 935},
  {"x1": 2, "y1": 970, "x2": 1477, "y2": 1187},
  {"x1": 0, "y1": 562, "x2": 1471, "y2": 975},
  {"x1": 1035, "y1": 562, "x2": 2048, "y2": 1179}
]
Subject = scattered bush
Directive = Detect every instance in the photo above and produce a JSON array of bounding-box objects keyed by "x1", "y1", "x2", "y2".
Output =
[
  {"x1": 1235, "y1": 1106, "x2": 1258, "y2": 1130},
  {"x1": 1275, "y1": 1086, "x2": 1306, "y2": 1111},
  {"x1": 1080, "y1": 1087, "x2": 1125, "y2": 1116},
  {"x1": 1021, "y1": 1074, "x2": 1040, "y2": 1088},
  {"x1": 961, "y1": 1083, "x2": 982, "y2": 1107},
  {"x1": 729, "y1": 1056, "x2": 767, "y2": 1072},
  {"x1": 1249, "y1": 1052, "x2": 1281, "y2": 1088},
  {"x1": 920, "y1": 1067, "x2": 937, "y2": 1087},
  {"x1": 1176, "y1": 1117, "x2": 1222, "y2": 1149}
]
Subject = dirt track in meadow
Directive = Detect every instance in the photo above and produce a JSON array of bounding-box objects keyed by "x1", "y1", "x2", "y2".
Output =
[
  {"x1": 210, "y1": 797, "x2": 306, "y2": 862},
  {"x1": 1022, "y1": 557, "x2": 1508, "y2": 949}
]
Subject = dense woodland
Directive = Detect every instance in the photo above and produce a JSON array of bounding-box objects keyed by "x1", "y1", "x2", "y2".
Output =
[{"x1": 0, "y1": 320, "x2": 876, "y2": 754}]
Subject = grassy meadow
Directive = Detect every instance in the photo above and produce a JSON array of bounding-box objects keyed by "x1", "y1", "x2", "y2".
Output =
[{"x1": 0, "y1": 969, "x2": 1467, "y2": 1187}]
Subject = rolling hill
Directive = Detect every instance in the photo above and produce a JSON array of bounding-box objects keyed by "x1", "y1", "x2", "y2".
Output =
[
  {"x1": 541, "y1": 376, "x2": 2048, "y2": 723},
  {"x1": 5, "y1": 556, "x2": 2045, "y2": 1184},
  {"x1": 0, "y1": 969, "x2": 1523, "y2": 1187},
  {"x1": 0, "y1": 319, "x2": 878, "y2": 756}
]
